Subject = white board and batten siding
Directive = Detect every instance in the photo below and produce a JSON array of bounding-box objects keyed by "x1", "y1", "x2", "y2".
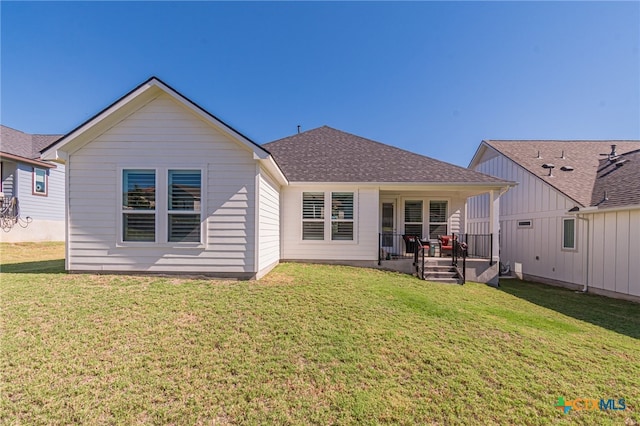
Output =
[
  {"x1": 469, "y1": 149, "x2": 588, "y2": 288},
  {"x1": 588, "y1": 209, "x2": 640, "y2": 298},
  {"x1": 67, "y1": 93, "x2": 262, "y2": 276},
  {"x1": 280, "y1": 186, "x2": 379, "y2": 261},
  {"x1": 256, "y1": 167, "x2": 281, "y2": 278}
]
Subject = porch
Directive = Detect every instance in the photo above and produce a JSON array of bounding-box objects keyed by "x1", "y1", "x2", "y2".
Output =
[{"x1": 377, "y1": 232, "x2": 499, "y2": 286}]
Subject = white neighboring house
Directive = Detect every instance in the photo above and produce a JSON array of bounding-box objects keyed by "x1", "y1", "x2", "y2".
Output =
[
  {"x1": 42, "y1": 77, "x2": 514, "y2": 281},
  {"x1": 468, "y1": 140, "x2": 640, "y2": 302},
  {"x1": 0, "y1": 126, "x2": 65, "y2": 242}
]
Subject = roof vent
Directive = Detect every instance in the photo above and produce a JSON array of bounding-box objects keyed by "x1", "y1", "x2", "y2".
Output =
[
  {"x1": 614, "y1": 158, "x2": 628, "y2": 167},
  {"x1": 560, "y1": 165, "x2": 574, "y2": 171},
  {"x1": 542, "y1": 163, "x2": 555, "y2": 176},
  {"x1": 560, "y1": 150, "x2": 566, "y2": 159},
  {"x1": 600, "y1": 144, "x2": 619, "y2": 161},
  {"x1": 536, "y1": 150, "x2": 542, "y2": 159},
  {"x1": 604, "y1": 190, "x2": 609, "y2": 201}
]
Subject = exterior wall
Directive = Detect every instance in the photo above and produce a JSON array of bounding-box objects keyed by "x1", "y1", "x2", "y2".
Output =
[
  {"x1": 281, "y1": 185, "x2": 379, "y2": 261},
  {"x1": 587, "y1": 209, "x2": 640, "y2": 299},
  {"x1": 469, "y1": 149, "x2": 587, "y2": 287},
  {"x1": 256, "y1": 167, "x2": 280, "y2": 278},
  {"x1": 281, "y1": 187, "x2": 467, "y2": 262},
  {"x1": 67, "y1": 93, "x2": 258, "y2": 276},
  {"x1": 0, "y1": 161, "x2": 65, "y2": 242}
]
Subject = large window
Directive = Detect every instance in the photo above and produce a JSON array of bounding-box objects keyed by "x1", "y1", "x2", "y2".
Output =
[
  {"x1": 562, "y1": 218, "x2": 576, "y2": 250},
  {"x1": 33, "y1": 167, "x2": 47, "y2": 196},
  {"x1": 331, "y1": 192, "x2": 353, "y2": 240},
  {"x1": 121, "y1": 168, "x2": 202, "y2": 244},
  {"x1": 122, "y1": 170, "x2": 156, "y2": 242},
  {"x1": 429, "y1": 200, "x2": 448, "y2": 238},
  {"x1": 302, "y1": 192, "x2": 324, "y2": 240},
  {"x1": 404, "y1": 201, "x2": 423, "y2": 236},
  {"x1": 302, "y1": 191, "x2": 355, "y2": 241},
  {"x1": 168, "y1": 170, "x2": 201, "y2": 242}
]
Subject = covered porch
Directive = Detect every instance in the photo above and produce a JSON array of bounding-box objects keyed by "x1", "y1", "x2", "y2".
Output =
[{"x1": 376, "y1": 185, "x2": 505, "y2": 286}]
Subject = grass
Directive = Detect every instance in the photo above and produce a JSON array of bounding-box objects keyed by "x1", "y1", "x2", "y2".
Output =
[{"x1": 1, "y1": 242, "x2": 639, "y2": 425}]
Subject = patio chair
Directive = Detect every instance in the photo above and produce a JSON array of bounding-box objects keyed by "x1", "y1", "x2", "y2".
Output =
[
  {"x1": 402, "y1": 234, "x2": 419, "y2": 255},
  {"x1": 438, "y1": 235, "x2": 455, "y2": 257}
]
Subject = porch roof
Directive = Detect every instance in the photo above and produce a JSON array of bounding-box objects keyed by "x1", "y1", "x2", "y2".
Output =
[{"x1": 264, "y1": 126, "x2": 514, "y2": 187}]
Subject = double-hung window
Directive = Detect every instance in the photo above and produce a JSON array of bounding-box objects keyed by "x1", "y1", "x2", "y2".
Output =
[
  {"x1": 331, "y1": 192, "x2": 353, "y2": 240},
  {"x1": 404, "y1": 201, "x2": 423, "y2": 237},
  {"x1": 302, "y1": 191, "x2": 355, "y2": 241},
  {"x1": 302, "y1": 192, "x2": 325, "y2": 240},
  {"x1": 121, "y1": 168, "x2": 202, "y2": 244},
  {"x1": 122, "y1": 170, "x2": 156, "y2": 242},
  {"x1": 168, "y1": 170, "x2": 201, "y2": 242},
  {"x1": 429, "y1": 200, "x2": 448, "y2": 238}
]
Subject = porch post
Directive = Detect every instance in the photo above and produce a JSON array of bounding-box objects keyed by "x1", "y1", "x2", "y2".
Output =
[{"x1": 489, "y1": 190, "x2": 500, "y2": 265}]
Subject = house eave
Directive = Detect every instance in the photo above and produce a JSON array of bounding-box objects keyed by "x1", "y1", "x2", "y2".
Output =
[
  {"x1": 286, "y1": 180, "x2": 516, "y2": 191},
  {"x1": 0, "y1": 152, "x2": 57, "y2": 168},
  {"x1": 569, "y1": 204, "x2": 640, "y2": 215}
]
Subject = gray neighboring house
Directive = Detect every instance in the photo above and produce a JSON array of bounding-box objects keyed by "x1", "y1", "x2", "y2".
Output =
[
  {"x1": 1, "y1": 125, "x2": 65, "y2": 242},
  {"x1": 469, "y1": 140, "x2": 640, "y2": 302}
]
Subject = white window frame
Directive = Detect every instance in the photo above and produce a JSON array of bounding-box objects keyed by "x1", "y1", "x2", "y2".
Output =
[
  {"x1": 428, "y1": 200, "x2": 448, "y2": 239},
  {"x1": 33, "y1": 167, "x2": 48, "y2": 196},
  {"x1": 562, "y1": 217, "x2": 577, "y2": 251},
  {"x1": 117, "y1": 166, "x2": 205, "y2": 247},
  {"x1": 404, "y1": 200, "x2": 423, "y2": 237},
  {"x1": 300, "y1": 190, "x2": 358, "y2": 243},
  {"x1": 331, "y1": 192, "x2": 354, "y2": 241}
]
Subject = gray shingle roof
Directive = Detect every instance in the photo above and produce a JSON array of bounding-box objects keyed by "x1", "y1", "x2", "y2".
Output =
[
  {"x1": 484, "y1": 140, "x2": 640, "y2": 207},
  {"x1": 264, "y1": 126, "x2": 507, "y2": 184},
  {"x1": 1, "y1": 125, "x2": 62, "y2": 159},
  {"x1": 591, "y1": 149, "x2": 640, "y2": 209}
]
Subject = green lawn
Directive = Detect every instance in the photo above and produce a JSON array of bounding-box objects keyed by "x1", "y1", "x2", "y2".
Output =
[{"x1": 1, "y1": 243, "x2": 638, "y2": 425}]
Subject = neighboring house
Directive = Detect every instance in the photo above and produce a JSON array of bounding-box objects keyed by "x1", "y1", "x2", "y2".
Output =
[
  {"x1": 468, "y1": 140, "x2": 640, "y2": 302},
  {"x1": 0, "y1": 125, "x2": 65, "y2": 242},
  {"x1": 42, "y1": 77, "x2": 514, "y2": 282}
]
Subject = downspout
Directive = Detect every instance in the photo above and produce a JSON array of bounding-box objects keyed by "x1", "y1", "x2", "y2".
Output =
[{"x1": 575, "y1": 214, "x2": 590, "y2": 293}]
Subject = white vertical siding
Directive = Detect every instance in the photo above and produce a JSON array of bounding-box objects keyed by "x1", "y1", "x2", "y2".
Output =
[
  {"x1": 67, "y1": 93, "x2": 258, "y2": 275},
  {"x1": 588, "y1": 209, "x2": 640, "y2": 297},
  {"x1": 256, "y1": 168, "x2": 280, "y2": 277},
  {"x1": 470, "y1": 148, "x2": 586, "y2": 286}
]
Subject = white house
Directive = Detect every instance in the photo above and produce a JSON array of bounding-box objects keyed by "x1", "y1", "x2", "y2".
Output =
[
  {"x1": 468, "y1": 140, "x2": 640, "y2": 302},
  {"x1": 1, "y1": 126, "x2": 65, "y2": 242},
  {"x1": 42, "y1": 77, "x2": 514, "y2": 282}
]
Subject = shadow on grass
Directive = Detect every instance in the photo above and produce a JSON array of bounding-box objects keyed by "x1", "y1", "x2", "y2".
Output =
[
  {"x1": 499, "y1": 279, "x2": 640, "y2": 340},
  {"x1": 0, "y1": 259, "x2": 65, "y2": 274}
]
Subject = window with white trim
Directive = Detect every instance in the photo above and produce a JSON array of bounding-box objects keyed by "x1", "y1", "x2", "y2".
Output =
[
  {"x1": 429, "y1": 200, "x2": 448, "y2": 238},
  {"x1": 331, "y1": 192, "x2": 353, "y2": 240},
  {"x1": 33, "y1": 167, "x2": 48, "y2": 196},
  {"x1": 168, "y1": 170, "x2": 201, "y2": 242},
  {"x1": 404, "y1": 200, "x2": 423, "y2": 236},
  {"x1": 562, "y1": 218, "x2": 576, "y2": 250},
  {"x1": 302, "y1": 192, "x2": 324, "y2": 240},
  {"x1": 122, "y1": 169, "x2": 156, "y2": 242},
  {"x1": 121, "y1": 168, "x2": 202, "y2": 244}
]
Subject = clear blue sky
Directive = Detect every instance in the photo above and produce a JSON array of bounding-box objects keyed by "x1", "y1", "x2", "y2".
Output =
[{"x1": 2, "y1": 1, "x2": 639, "y2": 166}]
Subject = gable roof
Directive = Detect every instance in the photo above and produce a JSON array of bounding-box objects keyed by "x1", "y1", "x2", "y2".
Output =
[
  {"x1": 1, "y1": 125, "x2": 61, "y2": 168},
  {"x1": 41, "y1": 76, "x2": 271, "y2": 161},
  {"x1": 590, "y1": 149, "x2": 640, "y2": 209},
  {"x1": 264, "y1": 126, "x2": 511, "y2": 186},
  {"x1": 39, "y1": 77, "x2": 287, "y2": 185},
  {"x1": 476, "y1": 140, "x2": 640, "y2": 207}
]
